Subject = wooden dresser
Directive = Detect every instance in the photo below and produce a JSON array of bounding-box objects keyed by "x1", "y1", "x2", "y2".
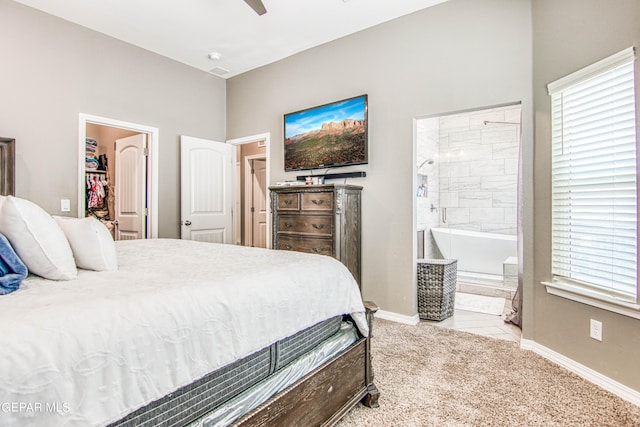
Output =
[{"x1": 270, "y1": 184, "x2": 362, "y2": 287}]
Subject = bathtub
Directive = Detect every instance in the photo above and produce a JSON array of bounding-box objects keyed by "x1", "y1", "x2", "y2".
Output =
[{"x1": 430, "y1": 227, "x2": 517, "y2": 277}]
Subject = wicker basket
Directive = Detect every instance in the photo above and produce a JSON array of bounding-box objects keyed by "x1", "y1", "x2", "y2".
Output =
[{"x1": 417, "y1": 259, "x2": 458, "y2": 321}]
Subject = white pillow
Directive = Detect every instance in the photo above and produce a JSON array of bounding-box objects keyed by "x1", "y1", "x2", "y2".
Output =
[
  {"x1": 0, "y1": 196, "x2": 77, "y2": 280},
  {"x1": 54, "y1": 216, "x2": 118, "y2": 271}
]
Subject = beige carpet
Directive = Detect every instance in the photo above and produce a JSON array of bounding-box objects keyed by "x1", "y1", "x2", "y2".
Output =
[{"x1": 337, "y1": 319, "x2": 640, "y2": 427}]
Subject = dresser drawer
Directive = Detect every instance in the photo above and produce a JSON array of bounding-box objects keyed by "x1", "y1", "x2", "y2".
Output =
[
  {"x1": 301, "y1": 192, "x2": 333, "y2": 211},
  {"x1": 276, "y1": 235, "x2": 334, "y2": 256},
  {"x1": 277, "y1": 215, "x2": 333, "y2": 236},
  {"x1": 275, "y1": 193, "x2": 300, "y2": 211}
]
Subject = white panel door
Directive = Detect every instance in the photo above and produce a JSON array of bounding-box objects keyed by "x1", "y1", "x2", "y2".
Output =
[
  {"x1": 114, "y1": 134, "x2": 147, "y2": 240},
  {"x1": 180, "y1": 135, "x2": 234, "y2": 243},
  {"x1": 252, "y1": 159, "x2": 268, "y2": 248}
]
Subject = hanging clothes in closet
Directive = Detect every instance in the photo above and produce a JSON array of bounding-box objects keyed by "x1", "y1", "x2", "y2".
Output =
[
  {"x1": 86, "y1": 173, "x2": 107, "y2": 209},
  {"x1": 84, "y1": 136, "x2": 116, "y2": 240},
  {"x1": 85, "y1": 137, "x2": 110, "y2": 220}
]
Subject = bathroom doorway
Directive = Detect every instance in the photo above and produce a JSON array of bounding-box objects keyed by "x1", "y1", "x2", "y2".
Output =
[
  {"x1": 415, "y1": 103, "x2": 522, "y2": 300},
  {"x1": 243, "y1": 155, "x2": 267, "y2": 248},
  {"x1": 226, "y1": 133, "x2": 271, "y2": 248}
]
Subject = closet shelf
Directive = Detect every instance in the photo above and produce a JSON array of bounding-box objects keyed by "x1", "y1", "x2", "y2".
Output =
[{"x1": 86, "y1": 170, "x2": 107, "y2": 174}]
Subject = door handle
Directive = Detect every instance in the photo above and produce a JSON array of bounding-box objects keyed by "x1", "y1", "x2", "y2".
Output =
[
  {"x1": 184, "y1": 220, "x2": 192, "y2": 226},
  {"x1": 111, "y1": 220, "x2": 119, "y2": 226}
]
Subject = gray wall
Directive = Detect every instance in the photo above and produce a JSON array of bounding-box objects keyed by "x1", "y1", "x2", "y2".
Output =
[
  {"x1": 227, "y1": 0, "x2": 533, "y2": 318},
  {"x1": 0, "y1": 0, "x2": 226, "y2": 238},
  {"x1": 533, "y1": 0, "x2": 640, "y2": 390}
]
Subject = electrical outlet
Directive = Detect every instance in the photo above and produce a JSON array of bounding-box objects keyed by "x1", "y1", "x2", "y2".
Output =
[
  {"x1": 590, "y1": 319, "x2": 602, "y2": 341},
  {"x1": 60, "y1": 199, "x2": 70, "y2": 212}
]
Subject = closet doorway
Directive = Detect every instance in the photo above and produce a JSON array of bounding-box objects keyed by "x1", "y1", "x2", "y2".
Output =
[{"x1": 78, "y1": 114, "x2": 159, "y2": 239}]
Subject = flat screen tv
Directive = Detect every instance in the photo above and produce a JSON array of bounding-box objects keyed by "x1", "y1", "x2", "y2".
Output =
[{"x1": 284, "y1": 94, "x2": 368, "y2": 172}]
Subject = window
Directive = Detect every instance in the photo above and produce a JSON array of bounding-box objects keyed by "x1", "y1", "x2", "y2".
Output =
[{"x1": 548, "y1": 47, "x2": 638, "y2": 303}]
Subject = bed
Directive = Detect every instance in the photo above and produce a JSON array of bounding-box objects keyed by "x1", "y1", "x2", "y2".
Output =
[{"x1": 0, "y1": 232, "x2": 379, "y2": 426}]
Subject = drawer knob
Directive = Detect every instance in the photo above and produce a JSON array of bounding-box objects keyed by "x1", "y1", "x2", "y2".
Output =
[
  {"x1": 284, "y1": 222, "x2": 293, "y2": 228},
  {"x1": 284, "y1": 199, "x2": 293, "y2": 205},
  {"x1": 311, "y1": 199, "x2": 324, "y2": 205},
  {"x1": 311, "y1": 247, "x2": 323, "y2": 253},
  {"x1": 312, "y1": 223, "x2": 325, "y2": 230},
  {"x1": 284, "y1": 244, "x2": 293, "y2": 250}
]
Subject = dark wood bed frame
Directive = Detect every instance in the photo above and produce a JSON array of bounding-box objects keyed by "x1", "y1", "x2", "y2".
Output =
[
  {"x1": 2, "y1": 144, "x2": 377, "y2": 426},
  {"x1": 232, "y1": 301, "x2": 380, "y2": 426},
  {"x1": 0, "y1": 137, "x2": 15, "y2": 197}
]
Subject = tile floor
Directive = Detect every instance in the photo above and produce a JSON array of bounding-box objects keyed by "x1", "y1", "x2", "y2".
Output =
[{"x1": 422, "y1": 292, "x2": 522, "y2": 343}]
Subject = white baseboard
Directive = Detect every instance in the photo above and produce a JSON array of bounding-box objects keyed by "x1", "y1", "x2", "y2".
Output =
[
  {"x1": 520, "y1": 338, "x2": 640, "y2": 406},
  {"x1": 375, "y1": 309, "x2": 420, "y2": 325}
]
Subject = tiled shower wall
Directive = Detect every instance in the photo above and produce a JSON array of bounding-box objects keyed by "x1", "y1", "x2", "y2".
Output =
[
  {"x1": 438, "y1": 105, "x2": 520, "y2": 235},
  {"x1": 417, "y1": 105, "x2": 521, "y2": 259},
  {"x1": 416, "y1": 118, "x2": 440, "y2": 259}
]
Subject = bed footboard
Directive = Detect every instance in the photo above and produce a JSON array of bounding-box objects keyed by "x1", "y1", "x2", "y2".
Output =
[
  {"x1": 233, "y1": 301, "x2": 379, "y2": 427},
  {"x1": 362, "y1": 300, "x2": 380, "y2": 409}
]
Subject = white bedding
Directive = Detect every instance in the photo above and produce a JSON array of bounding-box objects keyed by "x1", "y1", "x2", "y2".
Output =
[{"x1": 0, "y1": 239, "x2": 367, "y2": 427}]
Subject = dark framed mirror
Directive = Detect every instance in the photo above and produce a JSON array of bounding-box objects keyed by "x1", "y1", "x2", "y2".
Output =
[{"x1": 0, "y1": 137, "x2": 15, "y2": 196}]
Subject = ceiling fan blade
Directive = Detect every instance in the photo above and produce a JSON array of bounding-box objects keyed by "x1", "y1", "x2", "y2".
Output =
[{"x1": 244, "y1": 0, "x2": 267, "y2": 15}]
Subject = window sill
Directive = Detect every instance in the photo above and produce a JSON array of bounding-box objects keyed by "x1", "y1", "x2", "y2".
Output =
[{"x1": 542, "y1": 281, "x2": 640, "y2": 320}]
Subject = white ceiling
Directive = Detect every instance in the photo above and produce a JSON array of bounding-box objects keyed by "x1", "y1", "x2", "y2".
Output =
[{"x1": 13, "y1": 0, "x2": 448, "y2": 78}]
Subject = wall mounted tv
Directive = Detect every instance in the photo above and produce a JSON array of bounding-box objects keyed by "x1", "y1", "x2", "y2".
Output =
[{"x1": 284, "y1": 94, "x2": 368, "y2": 172}]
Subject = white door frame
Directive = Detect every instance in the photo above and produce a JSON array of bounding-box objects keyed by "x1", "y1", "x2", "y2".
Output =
[
  {"x1": 226, "y1": 132, "x2": 271, "y2": 248},
  {"x1": 78, "y1": 113, "x2": 159, "y2": 238}
]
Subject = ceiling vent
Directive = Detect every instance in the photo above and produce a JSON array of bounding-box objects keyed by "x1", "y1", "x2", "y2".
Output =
[{"x1": 209, "y1": 67, "x2": 230, "y2": 76}]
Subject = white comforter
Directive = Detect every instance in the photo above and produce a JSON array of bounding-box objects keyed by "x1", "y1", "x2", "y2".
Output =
[{"x1": 0, "y1": 239, "x2": 366, "y2": 427}]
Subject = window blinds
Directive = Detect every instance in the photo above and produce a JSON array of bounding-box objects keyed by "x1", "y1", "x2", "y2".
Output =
[{"x1": 549, "y1": 47, "x2": 638, "y2": 298}]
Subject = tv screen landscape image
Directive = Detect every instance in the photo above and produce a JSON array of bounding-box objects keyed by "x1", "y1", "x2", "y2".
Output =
[{"x1": 284, "y1": 94, "x2": 368, "y2": 171}]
